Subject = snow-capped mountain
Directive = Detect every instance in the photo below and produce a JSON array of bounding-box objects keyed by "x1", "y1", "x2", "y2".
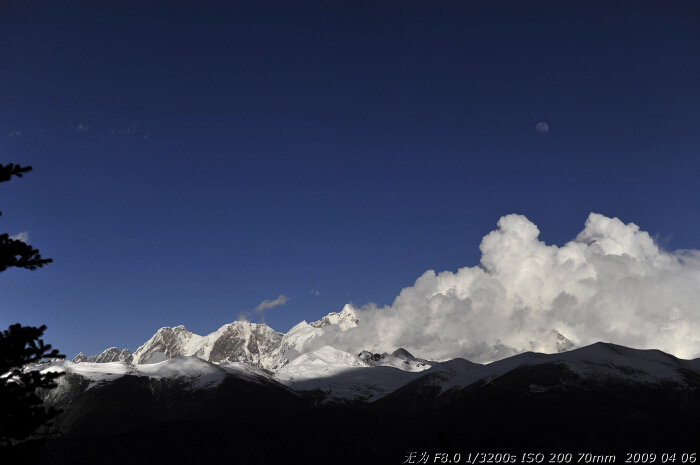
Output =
[
  {"x1": 58, "y1": 338, "x2": 700, "y2": 409},
  {"x1": 268, "y1": 304, "x2": 359, "y2": 369},
  {"x1": 73, "y1": 306, "x2": 575, "y2": 375},
  {"x1": 64, "y1": 306, "x2": 698, "y2": 410},
  {"x1": 308, "y1": 304, "x2": 359, "y2": 329},
  {"x1": 73, "y1": 304, "x2": 361, "y2": 371},
  {"x1": 129, "y1": 321, "x2": 285, "y2": 367},
  {"x1": 72, "y1": 347, "x2": 133, "y2": 363}
]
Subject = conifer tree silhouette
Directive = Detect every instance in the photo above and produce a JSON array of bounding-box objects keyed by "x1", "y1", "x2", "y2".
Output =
[{"x1": 0, "y1": 163, "x2": 63, "y2": 461}]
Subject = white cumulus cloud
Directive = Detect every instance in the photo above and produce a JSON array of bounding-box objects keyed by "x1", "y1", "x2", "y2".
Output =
[{"x1": 305, "y1": 213, "x2": 700, "y2": 363}]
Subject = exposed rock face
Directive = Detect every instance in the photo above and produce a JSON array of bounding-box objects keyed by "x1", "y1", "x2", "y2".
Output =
[
  {"x1": 72, "y1": 352, "x2": 88, "y2": 363},
  {"x1": 208, "y1": 322, "x2": 284, "y2": 366},
  {"x1": 119, "y1": 349, "x2": 133, "y2": 363}
]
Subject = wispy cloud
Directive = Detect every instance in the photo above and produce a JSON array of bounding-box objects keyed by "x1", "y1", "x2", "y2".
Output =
[
  {"x1": 77, "y1": 123, "x2": 90, "y2": 133},
  {"x1": 6, "y1": 130, "x2": 22, "y2": 138},
  {"x1": 10, "y1": 232, "x2": 29, "y2": 243},
  {"x1": 255, "y1": 295, "x2": 289, "y2": 313},
  {"x1": 110, "y1": 123, "x2": 149, "y2": 140},
  {"x1": 310, "y1": 289, "x2": 321, "y2": 296}
]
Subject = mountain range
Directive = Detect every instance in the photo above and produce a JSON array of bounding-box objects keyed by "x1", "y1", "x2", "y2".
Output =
[
  {"x1": 71, "y1": 304, "x2": 361, "y2": 370},
  {"x1": 22, "y1": 307, "x2": 700, "y2": 464}
]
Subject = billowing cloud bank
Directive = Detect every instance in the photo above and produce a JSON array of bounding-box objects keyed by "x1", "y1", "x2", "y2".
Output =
[{"x1": 311, "y1": 213, "x2": 700, "y2": 363}]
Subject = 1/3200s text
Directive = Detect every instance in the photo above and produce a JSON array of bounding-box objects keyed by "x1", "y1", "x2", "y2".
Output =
[{"x1": 403, "y1": 453, "x2": 697, "y2": 464}]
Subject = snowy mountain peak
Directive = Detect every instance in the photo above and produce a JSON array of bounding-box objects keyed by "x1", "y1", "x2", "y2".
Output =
[
  {"x1": 128, "y1": 320, "x2": 286, "y2": 368},
  {"x1": 72, "y1": 347, "x2": 133, "y2": 364},
  {"x1": 269, "y1": 306, "x2": 362, "y2": 370},
  {"x1": 73, "y1": 304, "x2": 368, "y2": 371},
  {"x1": 309, "y1": 304, "x2": 358, "y2": 330},
  {"x1": 132, "y1": 325, "x2": 198, "y2": 364},
  {"x1": 206, "y1": 320, "x2": 284, "y2": 365},
  {"x1": 287, "y1": 320, "x2": 310, "y2": 333}
]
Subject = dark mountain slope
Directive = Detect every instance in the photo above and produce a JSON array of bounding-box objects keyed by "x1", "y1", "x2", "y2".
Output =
[{"x1": 26, "y1": 343, "x2": 700, "y2": 464}]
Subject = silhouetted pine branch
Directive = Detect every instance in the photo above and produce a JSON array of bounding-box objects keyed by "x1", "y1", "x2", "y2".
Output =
[
  {"x1": 0, "y1": 234, "x2": 53, "y2": 272},
  {"x1": 1, "y1": 162, "x2": 62, "y2": 462},
  {"x1": 0, "y1": 163, "x2": 32, "y2": 183}
]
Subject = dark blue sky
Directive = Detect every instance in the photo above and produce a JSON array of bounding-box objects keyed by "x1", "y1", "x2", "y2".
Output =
[{"x1": 1, "y1": 1, "x2": 698, "y2": 359}]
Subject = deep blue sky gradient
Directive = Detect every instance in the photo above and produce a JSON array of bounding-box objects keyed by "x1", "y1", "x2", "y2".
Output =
[{"x1": 1, "y1": 1, "x2": 698, "y2": 358}]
